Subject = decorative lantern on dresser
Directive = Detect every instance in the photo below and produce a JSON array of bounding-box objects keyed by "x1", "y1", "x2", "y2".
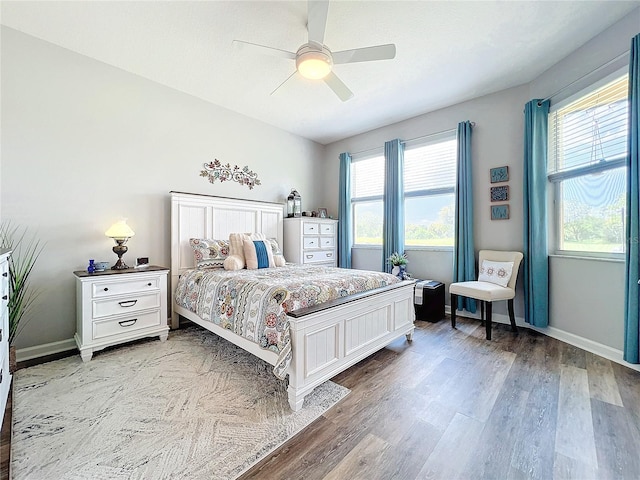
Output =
[
  {"x1": 0, "y1": 248, "x2": 11, "y2": 427},
  {"x1": 286, "y1": 189, "x2": 302, "y2": 218},
  {"x1": 284, "y1": 217, "x2": 338, "y2": 267}
]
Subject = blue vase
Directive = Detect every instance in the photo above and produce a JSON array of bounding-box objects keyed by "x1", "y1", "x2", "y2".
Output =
[{"x1": 87, "y1": 259, "x2": 96, "y2": 274}]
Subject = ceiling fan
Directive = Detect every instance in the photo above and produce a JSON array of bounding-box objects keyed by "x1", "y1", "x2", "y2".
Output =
[{"x1": 232, "y1": 0, "x2": 396, "y2": 101}]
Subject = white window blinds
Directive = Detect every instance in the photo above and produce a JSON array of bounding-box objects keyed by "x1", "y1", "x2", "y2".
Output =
[
  {"x1": 548, "y1": 74, "x2": 628, "y2": 179},
  {"x1": 351, "y1": 153, "x2": 384, "y2": 199},
  {"x1": 404, "y1": 133, "x2": 456, "y2": 193}
]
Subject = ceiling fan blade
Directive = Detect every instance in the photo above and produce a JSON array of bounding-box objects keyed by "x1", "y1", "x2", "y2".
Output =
[
  {"x1": 324, "y1": 71, "x2": 353, "y2": 102},
  {"x1": 232, "y1": 40, "x2": 296, "y2": 60},
  {"x1": 307, "y1": 0, "x2": 329, "y2": 47},
  {"x1": 332, "y1": 44, "x2": 397, "y2": 64},
  {"x1": 270, "y1": 71, "x2": 298, "y2": 96}
]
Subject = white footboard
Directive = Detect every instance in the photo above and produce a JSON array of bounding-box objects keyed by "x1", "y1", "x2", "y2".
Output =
[{"x1": 285, "y1": 281, "x2": 415, "y2": 411}]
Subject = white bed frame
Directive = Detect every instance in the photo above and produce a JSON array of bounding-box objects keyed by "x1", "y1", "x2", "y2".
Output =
[{"x1": 170, "y1": 191, "x2": 415, "y2": 411}]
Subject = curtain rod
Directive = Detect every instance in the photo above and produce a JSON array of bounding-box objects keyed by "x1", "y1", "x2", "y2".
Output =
[
  {"x1": 350, "y1": 122, "x2": 474, "y2": 156},
  {"x1": 537, "y1": 50, "x2": 629, "y2": 106}
]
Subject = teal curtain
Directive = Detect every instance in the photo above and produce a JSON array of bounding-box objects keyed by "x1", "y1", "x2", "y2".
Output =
[
  {"x1": 624, "y1": 34, "x2": 640, "y2": 363},
  {"x1": 382, "y1": 139, "x2": 404, "y2": 272},
  {"x1": 453, "y1": 121, "x2": 476, "y2": 313},
  {"x1": 523, "y1": 99, "x2": 550, "y2": 328},
  {"x1": 338, "y1": 152, "x2": 352, "y2": 269}
]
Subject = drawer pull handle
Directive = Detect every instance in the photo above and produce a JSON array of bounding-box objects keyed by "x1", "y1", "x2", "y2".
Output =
[
  {"x1": 118, "y1": 319, "x2": 137, "y2": 327},
  {"x1": 306, "y1": 255, "x2": 313, "y2": 259},
  {"x1": 326, "y1": 253, "x2": 333, "y2": 257},
  {"x1": 0, "y1": 369, "x2": 3, "y2": 384},
  {"x1": 118, "y1": 300, "x2": 138, "y2": 308},
  {"x1": 0, "y1": 329, "x2": 2, "y2": 342},
  {"x1": 103, "y1": 287, "x2": 109, "y2": 292},
  {"x1": 147, "y1": 282, "x2": 152, "y2": 287},
  {"x1": 1, "y1": 295, "x2": 7, "y2": 301},
  {"x1": 2, "y1": 272, "x2": 7, "y2": 277}
]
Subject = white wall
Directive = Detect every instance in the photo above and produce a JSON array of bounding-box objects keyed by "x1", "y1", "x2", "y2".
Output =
[
  {"x1": 324, "y1": 84, "x2": 530, "y2": 320},
  {"x1": 0, "y1": 27, "x2": 325, "y2": 350},
  {"x1": 527, "y1": 9, "x2": 639, "y2": 351},
  {"x1": 323, "y1": 8, "x2": 640, "y2": 355}
]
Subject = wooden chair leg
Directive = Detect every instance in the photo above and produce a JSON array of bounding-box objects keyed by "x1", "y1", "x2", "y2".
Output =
[
  {"x1": 485, "y1": 302, "x2": 492, "y2": 340},
  {"x1": 451, "y1": 294, "x2": 457, "y2": 328},
  {"x1": 480, "y1": 301, "x2": 485, "y2": 323},
  {"x1": 508, "y1": 299, "x2": 518, "y2": 333}
]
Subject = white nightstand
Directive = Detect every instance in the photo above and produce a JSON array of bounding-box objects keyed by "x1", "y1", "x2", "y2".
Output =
[{"x1": 74, "y1": 265, "x2": 169, "y2": 362}]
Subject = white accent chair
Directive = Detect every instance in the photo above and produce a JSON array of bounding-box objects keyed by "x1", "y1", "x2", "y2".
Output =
[{"x1": 450, "y1": 250, "x2": 524, "y2": 340}]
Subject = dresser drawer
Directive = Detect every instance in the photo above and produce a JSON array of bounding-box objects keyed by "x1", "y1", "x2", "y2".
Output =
[
  {"x1": 320, "y1": 223, "x2": 335, "y2": 235},
  {"x1": 92, "y1": 293, "x2": 160, "y2": 319},
  {"x1": 320, "y1": 237, "x2": 335, "y2": 248},
  {"x1": 303, "y1": 222, "x2": 319, "y2": 235},
  {"x1": 303, "y1": 250, "x2": 335, "y2": 264},
  {"x1": 93, "y1": 310, "x2": 161, "y2": 340},
  {"x1": 303, "y1": 237, "x2": 320, "y2": 249},
  {"x1": 0, "y1": 262, "x2": 8, "y2": 302},
  {"x1": 92, "y1": 277, "x2": 160, "y2": 298}
]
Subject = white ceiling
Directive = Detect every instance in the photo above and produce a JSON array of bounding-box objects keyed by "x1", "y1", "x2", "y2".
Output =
[{"x1": 1, "y1": 1, "x2": 639, "y2": 145}]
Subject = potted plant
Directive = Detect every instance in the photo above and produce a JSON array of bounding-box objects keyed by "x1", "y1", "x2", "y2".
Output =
[
  {"x1": 387, "y1": 252, "x2": 408, "y2": 278},
  {"x1": 0, "y1": 223, "x2": 43, "y2": 371}
]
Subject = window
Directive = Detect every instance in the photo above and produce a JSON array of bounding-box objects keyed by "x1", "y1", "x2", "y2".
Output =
[
  {"x1": 351, "y1": 152, "x2": 384, "y2": 245},
  {"x1": 548, "y1": 73, "x2": 628, "y2": 256},
  {"x1": 350, "y1": 132, "x2": 457, "y2": 247},
  {"x1": 404, "y1": 132, "x2": 457, "y2": 247}
]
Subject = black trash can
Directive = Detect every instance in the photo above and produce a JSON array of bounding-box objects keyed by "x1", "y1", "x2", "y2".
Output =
[{"x1": 414, "y1": 280, "x2": 445, "y2": 322}]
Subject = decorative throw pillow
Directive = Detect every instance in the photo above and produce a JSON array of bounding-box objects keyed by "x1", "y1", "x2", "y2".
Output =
[
  {"x1": 243, "y1": 238, "x2": 275, "y2": 269},
  {"x1": 478, "y1": 260, "x2": 514, "y2": 287},
  {"x1": 224, "y1": 232, "x2": 268, "y2": 270},
  {"x1": 268, "y1": 238, "x2": 286, "y2": 267},
  {"x1": 189, "y1": 238, "x2": 229, "y2": 269}
]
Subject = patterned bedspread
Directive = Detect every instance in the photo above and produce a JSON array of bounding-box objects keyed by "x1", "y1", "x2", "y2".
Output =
[{"x1": 174, "y1": 264, "x2": 400, "y2": 379}]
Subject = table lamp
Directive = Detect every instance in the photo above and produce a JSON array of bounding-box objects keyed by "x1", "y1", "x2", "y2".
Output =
[{"x1": 105, "y1": 219, "x2": 135, "y2": 270}]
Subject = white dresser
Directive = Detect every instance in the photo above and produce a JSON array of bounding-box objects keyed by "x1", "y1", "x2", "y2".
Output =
[
  {"x1": 284, "y1": 217, "x2": 338, "y2": 267},
  {"x1": 0, "y1": 248, "x2": 11, "y2": 426},
  {"x1": 74, "y1": 266, "x2": 169, "y2": 362}
]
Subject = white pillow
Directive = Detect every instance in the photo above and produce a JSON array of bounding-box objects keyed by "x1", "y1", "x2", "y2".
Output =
[{"x1": 478, "y1": 260, "x2": 514, "y2": 287}]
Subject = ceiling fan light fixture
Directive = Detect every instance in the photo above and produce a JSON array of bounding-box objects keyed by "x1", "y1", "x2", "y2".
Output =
[{"x1": 296, "y1": 47, "x2": 332, "y2": 80}]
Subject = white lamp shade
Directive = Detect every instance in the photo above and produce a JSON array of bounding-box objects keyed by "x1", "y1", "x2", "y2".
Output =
[{"x1": 105, "y1": 219, "x2": 135, "y2": 239}]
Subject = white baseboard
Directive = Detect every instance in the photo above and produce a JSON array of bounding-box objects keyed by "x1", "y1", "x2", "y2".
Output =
[
  {"x1": 530, "y1": 325, "x2": 640, "y2": 373},
  {"x1": 449, "y1": 306, "x2": 640, "y2": 373},
  {"x1": 17, "y1": 311, "x2": 640, "y2": 373},
  {"x1": 16, "y1": 338, "x2": 77, "y2": 362}
]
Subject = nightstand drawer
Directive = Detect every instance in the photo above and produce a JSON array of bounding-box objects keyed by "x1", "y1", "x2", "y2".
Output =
[
  {"x1": 93, "y1": 310, "x2": 161, "y2": 340},
  {"x1": 92, "y1": 277, "x2": 160, "y2": 298},
  {"x1": 92, "y1": 292, "x2": 160, "y2": 319},
  {"x1": 303, "y1": 250, "x2": 335, "y2": 264}
]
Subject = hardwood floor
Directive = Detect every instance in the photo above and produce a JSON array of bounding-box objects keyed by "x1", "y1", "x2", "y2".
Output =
[{"x1": 240, "y1": 317, "x2": 640, "y2": 480}]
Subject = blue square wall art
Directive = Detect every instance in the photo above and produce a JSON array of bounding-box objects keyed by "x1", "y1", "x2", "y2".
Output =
[
  {"x1": 491, "y1": 204, "x2": 510, "y2": 220},
  {"x1": 490, "y1": 166, "x2": 509, "y2": 183},
  {"x1": 490, "y1": 185, "x2": 509, "y2": 202}
]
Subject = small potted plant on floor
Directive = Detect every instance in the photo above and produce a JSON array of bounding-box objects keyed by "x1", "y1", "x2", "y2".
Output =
[
  {"x1": 387, "y1": 252, "x2": 408, "y2": 279},
  {"x1": 0, "y1": 223, "x2": 43, "y2": 372}
]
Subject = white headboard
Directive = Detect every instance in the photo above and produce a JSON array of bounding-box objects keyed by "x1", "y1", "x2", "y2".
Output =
[{"x1": 170, "y1": 191, "x2": 284, "y2": 326}]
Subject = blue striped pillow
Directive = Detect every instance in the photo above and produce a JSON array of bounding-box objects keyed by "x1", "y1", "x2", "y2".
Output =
[
  {"x1": 253, "y1": 240, "x2": 270, "y2": 269},
  {"x1": 243, "y1": 238, "x2": 275, "y2": 269}
]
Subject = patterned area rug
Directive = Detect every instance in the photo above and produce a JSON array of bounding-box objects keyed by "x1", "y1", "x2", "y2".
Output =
[{"x1": 11, "y1": 326, "x2": 349, "y2": 479}]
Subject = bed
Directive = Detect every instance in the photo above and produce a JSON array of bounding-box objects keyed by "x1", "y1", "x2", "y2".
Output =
[{"x1": 170, "y1": 191, "x2": 415, "y2": 411}]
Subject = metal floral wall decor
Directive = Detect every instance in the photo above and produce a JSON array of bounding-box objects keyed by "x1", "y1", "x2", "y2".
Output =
[{"x1": 200, "y1": 159, "x2": 261, "y2": 190}]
